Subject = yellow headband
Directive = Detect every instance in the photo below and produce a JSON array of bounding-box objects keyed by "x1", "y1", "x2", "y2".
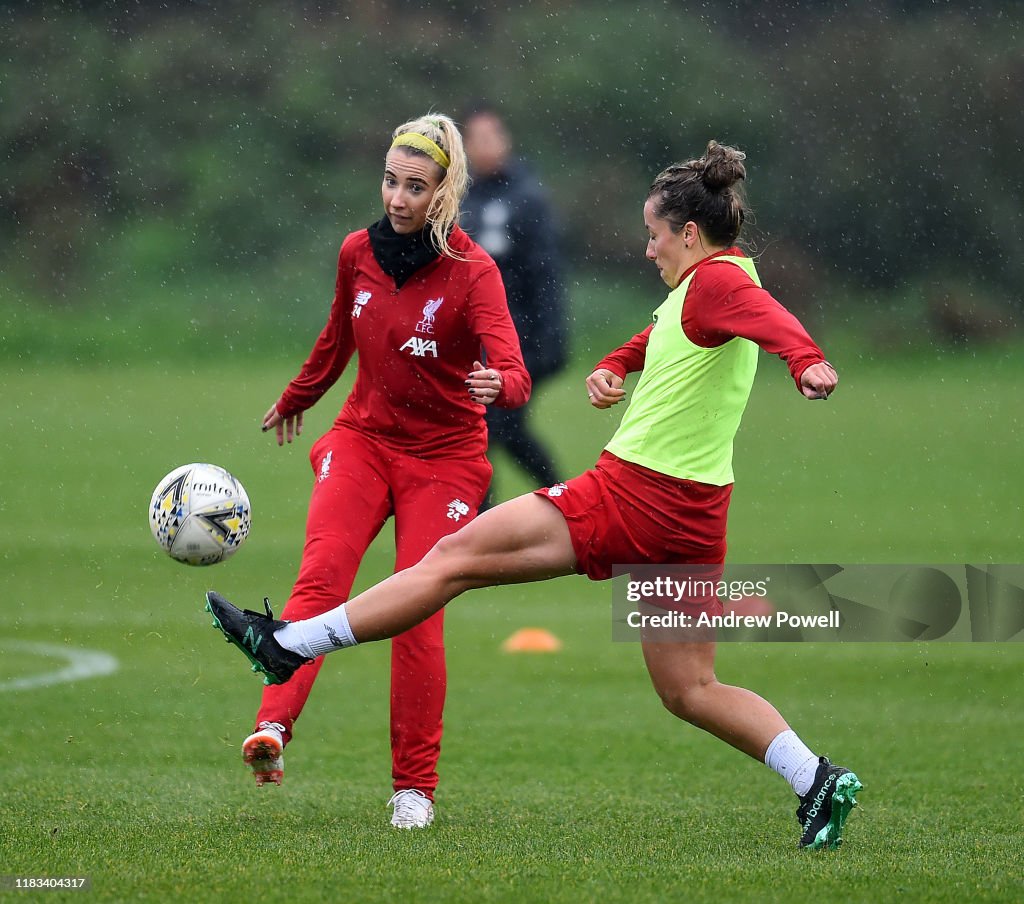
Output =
[{"x1": 390, "y1": 132, "x2": 450, "y2": 169}]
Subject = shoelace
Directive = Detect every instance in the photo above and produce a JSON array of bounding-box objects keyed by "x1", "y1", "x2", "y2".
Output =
[
  {"x1": 388, "y1": 789, "x2": 430, "y2": 816},
  {"x1": 256, "y1": 720, "x2": 286, "y2": 735}
]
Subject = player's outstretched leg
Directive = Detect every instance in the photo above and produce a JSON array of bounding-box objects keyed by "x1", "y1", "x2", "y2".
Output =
[
  {"x1": 205, "y1": 591, "x2": 310, "y2": 685},
  {"x1": 796, "y1": 757, "x2": 863, "y2": 850},
  {"x1": 242, "y1": 721, "x2": 286, "y2": 786},
  {"x1": 205, "y1": 494, "x2": 576, "y2": 683}
]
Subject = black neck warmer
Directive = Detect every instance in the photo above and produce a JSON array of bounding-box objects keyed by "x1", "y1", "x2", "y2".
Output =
[{"x1": 367, "y1": 217, "x2": 441, "y2": 288}]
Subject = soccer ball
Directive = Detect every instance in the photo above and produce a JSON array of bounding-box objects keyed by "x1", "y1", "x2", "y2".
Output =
[{"x1": 149, "y1": 463, "x2": 251, "y2": 566}]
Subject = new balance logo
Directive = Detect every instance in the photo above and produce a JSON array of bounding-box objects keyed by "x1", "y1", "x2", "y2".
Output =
[
  {"x1": 243, "y1": 625, "x2": 263, "y2": 653},
  {"x1": 325, "y1": 625, "x2": 344, "y2": 648},
  {"x1": 446, "y1": 498, "x2": 470, "y2": 522},
  {"x1": 802, "y1": 774, "x2": 835, "y2": 831},
  {"x1": 352, "y1": 290, "x2": 372, "y2": 318},
  {"x1": 400, "y1": 337, "x2": 438, "y2": 357}
]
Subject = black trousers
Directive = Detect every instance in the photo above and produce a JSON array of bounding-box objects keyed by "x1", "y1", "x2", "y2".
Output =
[{"x1": 483, "y1": 402, "x2": 559, "y2": 508}]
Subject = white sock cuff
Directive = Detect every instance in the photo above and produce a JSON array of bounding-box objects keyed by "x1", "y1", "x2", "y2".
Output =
[
  {"x1": 274, "y1": 602, "x2": 359, "y2": 659},
  {"x1": 765, "y1": 729, "x2": 820, "y2": 797},
  {"x1": 305, "y1": 602, "x2": 359, "y2": 657},
  {"x1": 764, "y1": 729, "x2": 798, "y2": 765}
]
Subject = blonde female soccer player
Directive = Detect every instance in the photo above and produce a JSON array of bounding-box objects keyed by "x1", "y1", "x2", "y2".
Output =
[
  {"x1": 238, "y1": 112, "x2": 529, "y2": 829},
  {"x1": 208, "y1": 141, "x2": 861, "y2": 849}
]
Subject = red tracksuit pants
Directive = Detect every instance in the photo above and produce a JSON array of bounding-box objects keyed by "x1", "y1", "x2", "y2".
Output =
[{"x1": 255, "y1": 425, "x2": 492, "y2": 800}]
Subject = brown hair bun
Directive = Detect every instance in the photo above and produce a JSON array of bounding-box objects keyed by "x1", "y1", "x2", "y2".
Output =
[{"x1": 700, "y1": 140, "x2": 746, "y2": 192}]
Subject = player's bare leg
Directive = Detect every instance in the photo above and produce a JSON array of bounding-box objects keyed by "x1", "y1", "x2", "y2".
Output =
[
  {"x1": 344, "y1": 493, "x2": 576, "y2": 641},
  {"x1": 206, "y1": 494, "x2": 576, "y2": 682},
  {"x1": 641, "y1": 637, "x2": 861, "y2": 849},
  {"x1": 640, "y1": 637, "x2": 788, "y2": 759}
]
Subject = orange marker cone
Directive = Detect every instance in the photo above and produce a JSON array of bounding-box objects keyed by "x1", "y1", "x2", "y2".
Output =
[{"x1": 501, "y1": 628, "x2": 563, "y2": 653}]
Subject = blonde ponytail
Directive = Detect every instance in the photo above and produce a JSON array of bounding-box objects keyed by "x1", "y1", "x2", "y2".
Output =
[{"x1": 390, "y1": 113, "x2": 469, "y2": 260}]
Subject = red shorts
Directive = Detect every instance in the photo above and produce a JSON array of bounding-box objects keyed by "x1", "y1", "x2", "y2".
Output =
[{"x1": 535, "y1": 451, "x2": 732, "y2": 583}]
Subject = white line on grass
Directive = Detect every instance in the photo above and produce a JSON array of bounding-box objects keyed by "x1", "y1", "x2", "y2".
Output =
[{"x1": 0, "y1": 641, "x2": 119, "y2": 692}]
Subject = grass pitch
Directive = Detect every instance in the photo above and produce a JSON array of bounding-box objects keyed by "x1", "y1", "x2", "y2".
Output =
[{"x1": 3, "y1": 348, "x2": 1023, "y2": 903}]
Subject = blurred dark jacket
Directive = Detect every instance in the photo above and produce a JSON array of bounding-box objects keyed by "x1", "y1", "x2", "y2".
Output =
[{"x1": 461, "y1": 160, "x2": 569, "y2": 381}]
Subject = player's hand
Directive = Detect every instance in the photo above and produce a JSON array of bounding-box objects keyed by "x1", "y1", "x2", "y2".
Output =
[
  {"x1": 586, "y1": 368, "x2": 626, "y2": 408},
  {"x1": 261, "y1": 404, "x2": 303, "y2": 445},
  {"x1": 800, "y1": 361, "x2": 838, "y2": 400},
  {"x1": 466, "y1": 360, "x2": 503, "y2": 405}
]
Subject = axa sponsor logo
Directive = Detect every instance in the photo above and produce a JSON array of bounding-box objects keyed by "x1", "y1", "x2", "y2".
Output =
[
  {"x1": 400, "y1": 336, "x2": 438, "y2": 358},
  {"x1": 416, "y1": 296, "x2": 444, "y2": 334},
  {"x1": 352, "y1": 290, "x2": 372, "y2": 318}
]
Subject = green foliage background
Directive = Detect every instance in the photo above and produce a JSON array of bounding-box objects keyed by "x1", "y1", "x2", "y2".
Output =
[{"x1": 2, "y1": 0, "x2": 1021, "y2": 359}]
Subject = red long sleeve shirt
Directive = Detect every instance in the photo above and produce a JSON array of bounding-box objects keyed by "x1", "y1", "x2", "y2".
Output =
[
  {"x1": 597, "y1": 248, "x2": 826, "y2": 389},
  {"x1": 278, "y1": 225, "x2": 531, "y2": 459}
]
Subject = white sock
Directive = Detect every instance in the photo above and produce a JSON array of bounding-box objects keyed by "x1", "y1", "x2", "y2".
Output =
[
  {"x1": 274, "y1": 602, "x2": 359, "y2": 659},
  {"x1": 764, "y1": 729, "x2": 820, "y2": 797}
]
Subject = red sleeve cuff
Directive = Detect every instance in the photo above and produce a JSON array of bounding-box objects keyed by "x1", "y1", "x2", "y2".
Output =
[
  {"x1": 595, "y1": 360, "x2": 629, "y2": 380},
  {"x1": 275, "y1": 391, "x2": 304, "y2": 420},
  {"x1": 492, "y1": 368, "x2": 532, "y2": 408}
]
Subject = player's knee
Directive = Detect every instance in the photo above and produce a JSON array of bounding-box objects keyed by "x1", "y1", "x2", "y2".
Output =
[
  {"x1": 422, "y1": 531, "x2": 477, "y2": 583},
  {"x1": 428, "y1": 530, "x2": 467, "y2": 560},
  {"x1": 657, "y1": 688, "x2": 695, "y2": 723},
  {"x1": 655, "y1": 677, "x2": 714, "y2": 724}
]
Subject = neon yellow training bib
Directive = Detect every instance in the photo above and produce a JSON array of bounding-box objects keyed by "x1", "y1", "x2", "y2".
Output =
[{"x1": 605, "y1": 256, "x2": 760, "y2": 485}]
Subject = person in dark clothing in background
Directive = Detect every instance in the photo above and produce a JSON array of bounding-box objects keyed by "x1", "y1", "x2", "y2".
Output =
[{"x1": 461, "y1": 107, "x2": 569, "y2": 505}]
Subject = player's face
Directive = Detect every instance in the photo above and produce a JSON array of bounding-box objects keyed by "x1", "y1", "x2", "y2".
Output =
[
  {"x1": 382, "y1": 149, "x2": 444, "y2": 234},
  {"x1": 464, "y1": 113, "x2": 510, "y2": 177},
  {"x1": 644, "y1": 198, "x2": 690, "y2": 288}
]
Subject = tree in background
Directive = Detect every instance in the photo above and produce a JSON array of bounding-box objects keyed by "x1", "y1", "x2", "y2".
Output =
[{"x1": 1, "y1": 1, "x2": 1019, "y2": 339}]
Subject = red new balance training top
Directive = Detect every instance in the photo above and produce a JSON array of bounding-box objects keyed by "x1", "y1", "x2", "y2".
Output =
[{"x1": 277, "y1": 225, "x2": 531, "y2": 459}]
